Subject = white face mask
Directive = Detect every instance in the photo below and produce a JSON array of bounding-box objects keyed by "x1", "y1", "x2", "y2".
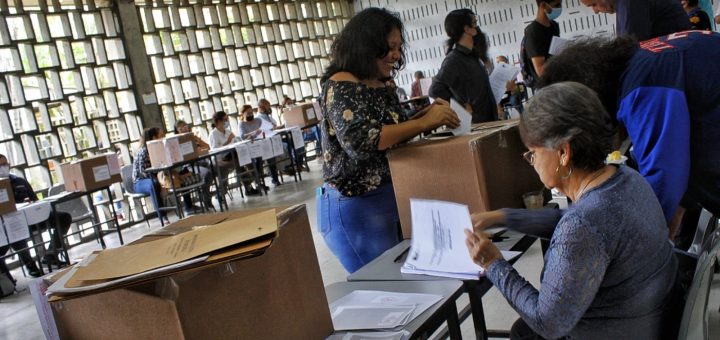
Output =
[{"x1": 0, "y1": 165, "x2": 10, "y2": 177}]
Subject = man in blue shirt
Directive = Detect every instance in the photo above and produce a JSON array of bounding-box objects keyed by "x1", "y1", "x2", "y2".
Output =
[
  {"x1": 580, "y1": 0, "x2": 691, "y2": 40},
  {"x1": 539, "y1": 31, "x2": 720, "y2": 238}
]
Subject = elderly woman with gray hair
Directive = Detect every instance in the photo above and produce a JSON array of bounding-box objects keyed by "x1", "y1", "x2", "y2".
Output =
[{"x1": 465, "y1": 82, "x2": 682, "y2": 339}]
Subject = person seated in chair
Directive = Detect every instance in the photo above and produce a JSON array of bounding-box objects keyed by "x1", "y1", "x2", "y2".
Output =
[
  {"x1": 0, "y1": 154, "x2": 72, "y2": 278},
  {"x1": 174, "y1": 120, "x2": 214, "y2": 210},
  {"x1": 238, "y1": 104, "x2": 280, "y2": 189},
  {"x1": 132, "y1": 127, "x2": 168, "y2": 223}
]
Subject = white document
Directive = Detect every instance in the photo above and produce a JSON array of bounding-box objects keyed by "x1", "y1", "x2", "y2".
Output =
[
  {"x1": 234, "y1": 143, "x2": 252, "y2": 166},
  {"x1": 260, "y1": 118, "x2": 274, "y2": 134},
  {"x1": 329, "y1": 290, "x2": 442, "y2": 331},
  {"x1": 260, "y1": 138, "x2": 274, "y2": 160},
  {"x1": 549, "y1": 36, "x2": 570, "y2": 55},
  {"x1": 179, "y1": 141, "x2": 194, "y2": 156},
  {"x1": 0, "y1": 218, "x2": 8, "y2": 247},
  {"x1": 326, "y1": 330, "x2": 411, "y2": 340},
  {"x1": 0, "y1": 188, "x2": 8, "y2": 203},
  {"x1": 419, "y1": 78, "x2": 433, "y2": 96},
  {"x1": 3, "y1": 210, "x2": 29, "y2": 243},
  {"x1": 306, "y1": 107, "x2": 316, "y2": 120},
  {"x1": 449, "y1": 99, "x2": 472, "y2": 136},
  {"x1": 489, "y1": 63, "x2": 520, "y2": 103},
  {"x1": 18, "y1": 201, "x2": 52, "y2": 225},
  {"x1": 92, "y1": 165, "x2": 111, "y2": 182},
  {"x1": 247, "y1": 141, "x2": 264, "y2": 159},
  {"x1": 290, "y1": 127, "x2": 304, "y2": 150},
  {"x1": 270, "y1": 134, "x2": 284, "y2": 157}
]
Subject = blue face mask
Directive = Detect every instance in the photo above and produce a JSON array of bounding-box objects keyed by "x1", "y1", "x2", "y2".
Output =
[
  {"x1": 546, "y1": 6, "x2": 562, "y2": 21},
  {"x1": 223, "y1": 121, "x2": 230, "y2": 130}
]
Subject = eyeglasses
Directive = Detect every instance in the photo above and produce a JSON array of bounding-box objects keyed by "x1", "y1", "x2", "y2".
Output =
[{"x1": 522, "y1": 150, "x2": 535, "y2": 165}]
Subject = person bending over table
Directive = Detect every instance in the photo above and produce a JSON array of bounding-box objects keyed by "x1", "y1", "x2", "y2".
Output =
[
  {"x1": 317, "y1": 7, "x2": 460, "y2": 273},
  {"x1": 0, "y1": 154, "x2": 71, "y2": 278},
  {"x1": 174, "y1": 120, "x2": 214, "y2": 210},
  {"x1": 465, "y1": 82, "x2": 682, "y2": 340},
  {"x1": 132, "y1": 127, "x2": 168, "y2": 223}
]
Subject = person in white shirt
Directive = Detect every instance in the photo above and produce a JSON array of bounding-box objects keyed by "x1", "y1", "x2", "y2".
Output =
[
  {"x1": 257, "y1": 99, "x2": 279, "y2": 128},
  {"x1": 209, "y1": 111, "x2": 240, "y2": 197}
]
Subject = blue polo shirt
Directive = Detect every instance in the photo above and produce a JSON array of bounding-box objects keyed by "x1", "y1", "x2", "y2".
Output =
[{"x1": 618, "y1": 30, "x2": 720, "y2": 221}]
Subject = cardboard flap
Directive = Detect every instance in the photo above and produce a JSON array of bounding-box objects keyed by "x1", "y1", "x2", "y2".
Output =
[{"x1": 72, "y1": 209, "x2": 278, "y2": 281}]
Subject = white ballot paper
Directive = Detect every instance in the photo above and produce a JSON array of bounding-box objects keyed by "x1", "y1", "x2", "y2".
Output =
[
  {"x1": 326, "y1": 330, "x2": 411, "y2": 340},
  {"x1": 260, "y1": 118, "x2": 274, "y2": 134},
  {"x1": 549, "y1": 36, "x2": 570, "y2": 55},
  {"x1": 401, "y1": 199, "x2": 521, "y2": 280},
  {"x1": 329, "y1": 290, "x2": 442, "y2": 331},
  {"x1": 489, "y1": 63, "x2": 520, "y2": 103},
  {"x1": 449, "y1": 99, "x2": 471, "y2": 136}
]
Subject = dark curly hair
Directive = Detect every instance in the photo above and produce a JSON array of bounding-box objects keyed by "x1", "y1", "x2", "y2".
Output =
[
  {"x1": 140, "y1": 127, "x2": 162, "y2": 147},
  {"x1": 321, "y1": 7, "x2": 406, "y2": 83},
  {"x1": 537, "y1": 36, "x2": 638, "y2": 123},
  {"x1": 520, "y1": 82, "x2": 615, "y2": 171}
]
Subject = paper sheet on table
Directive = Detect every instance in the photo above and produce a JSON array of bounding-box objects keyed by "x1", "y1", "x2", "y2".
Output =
[
  {"x1": 0, "y1": 219, "x2": 8, "y2": 247},
  {"x1": 3, "y1": 210, "x2": 29, "y2": 243},
  {"x1": 549, "y1": 36, "x2": 570, "y2": 55},
  {"x1": 70, "y1": 209, "x2": 278, "y2": 281},
  {"x1": 329, "y1": 290, "x2": 442, "y2": 331},
  {"x1": 449, "y1": 99, "x2": 471, "y2": 136},
  {"x1": 327, "y1": 330, "x2": 411, "y2": 340},
  {"x1": 235, "y1": 142, "x2": 252, "y2": 166},
  {"x1": 489, "y1": 63, "x2": 520, "y2": 103},
  {"x1": 401, "y1": 199, "x2": 522, "y2": 279},
  {"x1": 419, "y1": 78, "x2": 433, "y2": 96},
  {"x1": 260, "y1": 118, "x2": 274, "y2": 134},
  {"x1": 290, "y1": 127, "x2": 304, "y2": 150},
  {"x1": 401, "y1": 251, "x2": 522, "y2": 279}
]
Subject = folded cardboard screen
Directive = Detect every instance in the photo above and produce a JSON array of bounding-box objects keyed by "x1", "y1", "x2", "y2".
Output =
[{"x1": 35, "y1": 205, "x2": 333, "y2": 340}]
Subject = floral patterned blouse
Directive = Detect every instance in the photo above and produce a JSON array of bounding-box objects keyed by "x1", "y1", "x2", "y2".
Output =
[{"x1": 320, "y1": 79, "x2": 406, "y2": 197}]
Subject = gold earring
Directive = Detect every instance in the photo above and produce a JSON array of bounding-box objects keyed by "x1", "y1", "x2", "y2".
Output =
[{"x1": 556, "y1": 164, "x2": 573, "y2": 179}]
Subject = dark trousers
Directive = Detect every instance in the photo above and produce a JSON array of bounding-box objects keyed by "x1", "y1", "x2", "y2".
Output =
[{"x1": 0, "y1": 210, "x2": 71, "y2": 276}]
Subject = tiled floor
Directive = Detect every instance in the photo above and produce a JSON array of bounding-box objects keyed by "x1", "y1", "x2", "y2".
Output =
[{"x1": 7, "y1": 158, "x2": 711, "y2": 339}]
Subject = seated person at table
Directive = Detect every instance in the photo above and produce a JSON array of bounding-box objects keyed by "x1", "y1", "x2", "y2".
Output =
[
  {"x1": 238, "y1": 105, "x2": 280, "y2": 189},
  {"x1": 174, "y1": 120, "x2": 215, "y2": 209},
  {"x1": 132, "y1": 127, "x2": 167, "y2": 222},
  {"x1": 257, "y1": 99, "x2": 307, "y2": 174},
  {"x1": 465, "y1": 82, "x2": 682, "y2": 339},
  {"x1": 0, "y1": 154, "x2": 72, "y2": 278},
  {"x1": 209, "y1": 111, "x2": 257, "y2": 195}
]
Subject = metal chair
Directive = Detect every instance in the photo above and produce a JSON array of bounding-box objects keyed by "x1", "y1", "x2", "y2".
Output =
[
  {"x1": 677, "y1": 229, "x2": 720, "y2": 339},
  {"x1": 47, "y1": 184, "x2": 96, "y2": 245},
  {"x1": 688, "y1": 208, "x2": 719, "y2": 256},
  {"x1": 120, "y1": 165, "x2": 151, "y2": 228}
]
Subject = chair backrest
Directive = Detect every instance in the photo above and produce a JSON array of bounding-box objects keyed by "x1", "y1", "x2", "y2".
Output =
[
  {"x1": 120, "y1": 165, "x2": 136, "y2": 194},
  {"x1": 677, "y1": 234, "x2": 720, "y2": 339},
  {"x1": 50, "y1": 183, "x2": 91, "y2": 217},
  {"x1": 688, "y1": 208, "x2": 718, "y2": 256}
]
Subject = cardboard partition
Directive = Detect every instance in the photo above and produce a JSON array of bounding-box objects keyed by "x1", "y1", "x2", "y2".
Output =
[
  {"x1": 43, "y1": 205, "x2": 333, "y2": 340},
  {"x1": 388, "y1": 121, "x2": 544, "y2": 238},
  {"x1": 0, "y1": 177, "x2": 16, "y2": 215},
  {"x1": 283, "y1": 103, "x2": 319, "y2": 128},
  {"x1": 147, "y1": 133, "x2": 199, "y2": 168},
  {"x1": 61, "y1": 154, "x2": 122, "y2": 192}
]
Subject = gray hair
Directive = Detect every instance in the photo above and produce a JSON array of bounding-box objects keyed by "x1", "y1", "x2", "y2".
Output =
[{"x1": 519, "y1": 82, "x2": 615, "y2": 171}]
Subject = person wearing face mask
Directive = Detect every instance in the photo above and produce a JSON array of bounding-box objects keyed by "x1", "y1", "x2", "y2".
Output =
[
  {"x1": 429, "y1": 9, "x2": 497, "y2": 123},
  {"x1": 522, "y1": 0, "x2": 562, "y2": 86},
  {"x1": 238, "y1": 104, "x2": 279, "y2": 190},
  {"x1": 209, "y1": 111, "x2": 238, "y2": 197},
  {"x1": 256, "y1": 99, "x2": 280, "y2": 129}
]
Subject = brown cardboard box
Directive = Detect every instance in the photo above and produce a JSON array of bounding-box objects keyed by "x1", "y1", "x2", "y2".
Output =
[
  {"x1": 61, "y1": 154, "x2": 121, "y2": 192},
  {"x1": 388, "y1": 121, "x2": 544, "y2": 238},
  {"x1": 0, "y1": 177, "x2": 16, "y2": 215},
  {"x1": 42, "y1": 205, "x2": 333, "y2": 340},
  {"x1": 283, "y1": 103, "x2": 319, "y2": 127},
  {"x1": 147, "y1": 133, "x2": 199, "y2": 168}
]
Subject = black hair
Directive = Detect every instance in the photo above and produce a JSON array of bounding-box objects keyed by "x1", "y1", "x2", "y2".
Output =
[
  {"x1": 321, "y1": 7, "x2": 406, "y2": 83},
  {"x1": 140, "y1": 127, "x2": 162, "y2": 147},
  {"x1": 443, "y1": 9, "x2": 475, "y2": 55},
  {"x1": 174, "y1": 120, "x2": 187, "y2": 134},
  {"x1": 414, "y1": 71, "x2": 424, "y2": 78},
  {"x1": 687, "y1": 0, "x2": 699, "y2": 6},
  {"x1": 211, "y1": 111, "x2": 227, "y2": 128},
  {"x1": 537, "y1": 36, "x2": 638, "y2": 123}
]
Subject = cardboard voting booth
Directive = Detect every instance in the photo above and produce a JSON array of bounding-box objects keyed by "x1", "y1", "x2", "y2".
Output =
[
  {"x1": 60, "y1": 154, "x2": 121, "y2": 192},
  {"x1": 388, "y1": 120, "x2": 544, "y2": 238},
  {"x1": 33, "y1": 205, "x2": 333, "y2": 340},
  {"x1": 0, "y1": 177, "x2": 16, "y2": 215},
  {"x1": 147, "y1": 133, "x2": 200, "y2": 168},
  {"x1": 283, "y1": 103, "x2": 319, "y2": 127}
]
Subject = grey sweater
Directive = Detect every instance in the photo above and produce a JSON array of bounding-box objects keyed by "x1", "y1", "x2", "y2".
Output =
[{"x1": 488, "y1": 165, "x2": 678, "y2": 339}]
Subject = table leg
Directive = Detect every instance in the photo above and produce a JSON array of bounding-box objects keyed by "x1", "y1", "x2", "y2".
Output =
[
  {"x1": 106, "y1": 187, "x2": 123, "y2": 245},
  {"x1": 469, "y1": 283, "x2": 489, "y2": 340},
  {"x1": 446, "y1": 301, "x2": 463, "y2": 340}
]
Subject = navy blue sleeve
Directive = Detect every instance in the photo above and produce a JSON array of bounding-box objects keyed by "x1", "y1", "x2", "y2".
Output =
[
  {"x1": 501, "y1": 208, "x2": 562, "y2": 239},
  {"x1": 616, "y1": 0, "x2": 653, "y2": 40},
  {"x1": 617, "y1": 86, "x2": 691, "y2": 221}
]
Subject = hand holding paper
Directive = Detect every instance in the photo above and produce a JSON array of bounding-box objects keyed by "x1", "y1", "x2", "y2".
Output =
[{"x1": 449, "y1": 99, "x2": 472, "y2": 136}]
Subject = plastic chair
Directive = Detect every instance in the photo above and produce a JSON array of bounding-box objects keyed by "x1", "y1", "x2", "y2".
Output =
[
  {"x1": 677, "y1": 230, "x2": 720, "y2": 339},
  {"x1": 688, "y1": 208, "x2": 718, "y2": 256}
]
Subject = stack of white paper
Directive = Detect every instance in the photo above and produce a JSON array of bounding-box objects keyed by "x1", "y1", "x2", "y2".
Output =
[
  {"x1": 329, "y1": 290, "x2": 442, "y2": 331},
  {"x1": 401, "y1": 199, "x2": 521, "y2": 280}
]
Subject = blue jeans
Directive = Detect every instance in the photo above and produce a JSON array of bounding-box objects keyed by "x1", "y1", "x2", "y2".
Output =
[
  {"x1": 317, "y1": 182, "x2": 401, "y2": 273},
  {"x1": 134, "y1": 178, "x2": 164, "y2": 218}
]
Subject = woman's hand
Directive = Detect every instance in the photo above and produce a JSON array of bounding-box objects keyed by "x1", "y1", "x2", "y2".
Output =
[
  {"x1": 471, "y1": 210, "x2": 506, "y2": 232},
  {"x1": 419, "y1": 98, "x2": 460, "y2": 130},
  {"x1": 465, "y1": 229, "x2": 503, "y2": 269}
]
